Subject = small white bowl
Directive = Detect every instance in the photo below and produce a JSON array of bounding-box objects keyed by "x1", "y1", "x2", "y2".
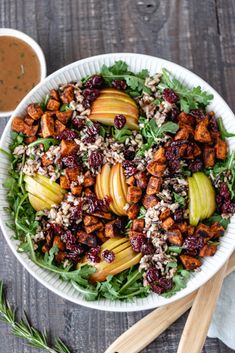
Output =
[{"x1": 0, "y1": 28, "x2": 47, "y2": 118}]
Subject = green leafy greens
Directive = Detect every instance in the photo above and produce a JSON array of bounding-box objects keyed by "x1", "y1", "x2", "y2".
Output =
[
  {"x1": 158, "y1": 68, "x2": 213, "y2": 113},
  {"x1": 162, "y1": 268, "x2": 191, "y2": 298},
  {"x1": 173, "y1": 192, "x2": 186, "y2": 208},
  {"x1": 217, "y1": 117, "x2": 235, "y2": 139},
  {"x1": 112, "y1": 126, "x2": 132, "y2": 143}
]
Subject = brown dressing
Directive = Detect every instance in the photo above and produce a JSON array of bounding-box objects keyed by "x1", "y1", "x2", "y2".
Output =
[{"x1": 0, "y1": 36, "x2": 41, "y2": 112}]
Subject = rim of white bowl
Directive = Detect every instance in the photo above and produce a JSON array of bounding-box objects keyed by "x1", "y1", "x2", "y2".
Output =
[
  {"x1": 0, "y1": 53, "x2": 234, "y2": 312},
  {"x1": 0, "y1": 28, "x2": 47, "y2": 118}
]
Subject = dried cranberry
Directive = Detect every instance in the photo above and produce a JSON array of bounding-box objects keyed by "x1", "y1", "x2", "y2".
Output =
[
  {"x1": 85, "y1": 75, "x2": 104, "y2": 89},
  {"x1": 221, "y1": 200, "x2": 235, "y2": 214},
  {"x1": 113, "y1": 217, "x2": 126, "y2": 231},
  {"x1": 49, "y1": 223, "x2": 63, "y2": 235},
  {"x1": 146, "y1": 268, "x2": 160, "y2": 283},
  {"x1": 123, "y1": 148, "x2": 135, "y2": 161},
  {"x1": 184, "y1": 236, "x2": 204, "y2": 253},
  {"x1": 114, "y1": 114, "x2": 126, "y2": 129},
  {"x1": 70, "y1": 204, "x2": 83, "y2": 220},
  {"x1": 56, "y1": 129, "x2": 78, "y2": 140},
  {"x1": 122, "y1": 160, "x2": 137, "y2": 177},
  {"x1": 220, "y1": 182, "x2": 230, "y2": 199},
  {"x1": 62, "y1": 155, "x2": 80, "y2": 168},
  {"x1": 82, "y1": 136, "x2": 96, "y2": 144},
  {"x1": 66, "y1": 252, "x2": 81, "y2": 263},
  {"x1": 189, "y1": 109, "x2": 205, "y2": 122},
  {"x1": 173, "y1": 209, "x2": 184, "y2": 222},
  {"x1": 216, "y1": 195, "x2": 223, "y2": 208},
  {"x1": 151, "y1": 284, "x2": 165, "y2": 294},
  {"x1": 130, "y1": 235, "x2": 145, "y2": 252},
  {"x1": 87, "y1": 195, "x2": 111, "y2": 213},
  {"x1": 162, "y1": 88, "x2": 179, "y2": 104},
  {"x1": 209, "y1": 116, "x2": 219, "y2": 132},
  {"x1": 61, "y1": 230, "x2": 77, "y2": 245},
  {"x1": 66, "y1": 243, "x2": 84, "y2": 254},
  {"x1": 167, "y1": 107, "x2": 179, "y2": 122},
  {"x1": 158, "y1": 277, "x2": 173, "y2": 290},
  {"x1": 86, "y1": 246, "x2": 101, "y2": 263},
  {"x1": 112, "y1": 79, "x2": 127, "y2": 90},
  {"x1": 83, "y1": 88, "x2": 100, "y2": 107},
  {"x1": 72, "y1": 116, "x2": 85, "y2": 130},
  {"x1": 86, "y1": 122, "x2": 100, "y2": 136},
  {"x1": 102, "y1": 249, "x2": 115, "y2": 263},
  {"x1": 88, "y1": 150, "x2": 103, "y2": 169},
  {"x1": 141, "y1": 242, "x2": 155, "y2": 255},
  {"x1": 188, "y1": 159, "x2": 203, "y2": 173}
]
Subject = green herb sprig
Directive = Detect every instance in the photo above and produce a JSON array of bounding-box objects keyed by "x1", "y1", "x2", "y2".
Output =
[
  {"x1": 0, "y1": 281, "x2": 72, "y2": 353},
  {"x1": 217, "y1": 117, "x2": 235, "y2": 139}
]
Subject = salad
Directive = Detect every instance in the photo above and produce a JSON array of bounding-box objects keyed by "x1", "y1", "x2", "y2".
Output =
[{"x1": 2, "y1": 60, "x2": 235, "y2": 301}]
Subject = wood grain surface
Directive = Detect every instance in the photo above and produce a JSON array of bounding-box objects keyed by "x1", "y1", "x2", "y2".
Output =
[{"x1": 0, "y1": 1, "x2": 235, "y2": 352}]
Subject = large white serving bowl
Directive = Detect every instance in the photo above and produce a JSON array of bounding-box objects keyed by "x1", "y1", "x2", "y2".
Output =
[{"x1": 0, "y1": 53, "x2": 234, "y2": 312}]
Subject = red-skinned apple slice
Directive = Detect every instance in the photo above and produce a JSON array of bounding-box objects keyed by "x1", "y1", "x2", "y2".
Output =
[{"x1": 92, "y1": 100, "x2": 138, "y2": 119}]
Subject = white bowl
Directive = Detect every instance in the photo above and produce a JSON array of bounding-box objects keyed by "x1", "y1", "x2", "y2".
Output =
[
  {"x1": 0, "y1": 28, "x2": 47, "y2": 118},
  {"x1": 0, "y1": 53, "x2": 235, "y2": 312}
]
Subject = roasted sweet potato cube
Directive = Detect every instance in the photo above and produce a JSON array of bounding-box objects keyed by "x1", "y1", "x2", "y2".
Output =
[
  {"x1": 175, "y1": 127, "x2": 190, "y2": 141},
  {"x1": 27, "y1": 103, "x2": 43, "y2": 120},
  {"x1": 96, "y1": 230, "x2": 108, "y2": 243},
  {"x1": 194, "y1": 118, "x2": 212, "y2": 143},
  {"x1": 105, "y1": 220, "x2": 118, "y2": 238},
  {"x1": 203, "y1": 145, "x2": 215, "y2": 168},
  {"x1": 85, "y1": 222, "x2": 103, "y2": 234},
  {"x1": 135, "y1": 171, "x2": 148, "y2": 189},
  {"x1": 41, "y1": 153, "x2": 53, "y2": 167},
  {"x1": 41, "y1": 113, "x2": 55, "y2": 137},
  {"x1": 65, "y1": 167, "x2": 80, "y2": 182},
  {"x1": 147, "y1": 161, "x2": 166, "y2": 177},
  {"x1": 77, "y1": 231, "x2": 97, "y2": 247},
  {"x1": 127, "y1": 186, "x2": 142, "y2": 204},
  {"x1": 199, "y1": 244, "x2": 217, "y2": 257},
  {"x1": 210, "y1": 222, "x2": 224, "y2": 238},
  {"x1": 126, "y1": 176, "x2": 135, "y2": 186},
  {"x1": 153, "y1": 147, "x2": 166, "y2": 163},
  {"x1": 60, "y1": 86, "x2": 74, "y2": 103},
  {"x1": 24, "y1": 115, "x2": 34, "y2": 126},
  {"x1": 91, "y1": 211, "x2": 113, "y2": 220},
  {"x1": 187, "y1": 225, "x2": 195, "y2": 236},
  {"x1": 23, "y1": 123, "x2": 38, "y2": 137},
  {"x1": 55, "y1": 251, "x2": 66, "y2": 264},
  {"x1": 142, "y1": 194, "x2": 158, "y2": 209},
  {"x1": 24, "y1": 136, "x2": 37, "y2": 144},
  {"x1": 147, "y1": 177, "x2": 162, "y2": 195},
  {"x1": 47, "y1": 98, "x2": 60, "y2": 111},
  {"x1": 50, "y1": 89, "x2": 60, "y2": 101},
  {"x1": 128, "y1": 230, "x2": 145, "y2": 239},
  {"x1": 83, "y1": 215, "x2": 99, "y2": 227},
  {"x1": 71, "y1": 185, "x2": 83, "y2": 196},
  {"x1": 60, "y1": 140, "x2": 78, "y2": 157},
  {"x1": 56, "y1": 110, "x2": 73, "y2": 124},
  {"x1": 84, "y1": 188, "x2": 93, "y2": 196},
  {"x1": 55, "y1": 120, "x2": 66, "y2": 135},
  {"x1": 127, "y1": 204, "x2": 140, "y2": 220},
  {"x1": 195, "y1": 223, "x2": 212, "y2": 241},
  {"x1": 162, "y1": 217, "x2": 174, "y2": 230},
  {"x1": 159, "y1": 208, "x2": 171, "y2": 221},
  {"x1": 215, "y1": 138, "x2": 227, "y2": 160},
  {"x1": 180, "y1": 255, "x2": 202, "y2": 270},
  {"x1": 53, "y1": 235, "x2": 65, "y2": 251},
  {"x1": 12, "y1": 117, "x2": 26, "y2": 133},
  {"x1": 83, "y1": 171, "x2": 95, "y2": 187},
  {"x1": 178, "y1": 112, "x2": 195, "y2": 127},
  {"x1": 60, "y1": 175, "x2": 70, "y2": 189},
  {"x1": 167, "y1": 229, "x2": 183, "y2": 246},
  {"x1": 193, "y1": 143, "x2": 202, "y2": 158},
  {"x1": 177, "y1": 222, "x2": 188, "y2": 234},
  {"x1": 41, "y1": 244, "x2": 50, "y2": 254},
  {"x1": 132, "y1": 219, "x2": 145, "y2": 232}
]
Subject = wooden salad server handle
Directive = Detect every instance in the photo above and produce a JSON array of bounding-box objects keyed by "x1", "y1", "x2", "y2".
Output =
[
  {"x1": 177, "y1": 258, "x2": 230, "y2": 353},
  {"x1": 105, "y1": 252, "x2": 235, "y2": 353}
]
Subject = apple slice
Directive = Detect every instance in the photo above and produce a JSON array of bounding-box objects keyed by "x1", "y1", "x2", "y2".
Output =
[
  {"x1": 89, "y1": 113, "x2": 139, "y2": 130},
  {"x1": 119, "y1": 163, "x2": 128, "y2": 199},
  {"x1": 188, "y1": 176, "x2": 201, "y2": 226},
  {"x1": 91, "y1": 100, "x2": 139, "y2": 119},
  {"x1": 34, "y1": 174, "x2": 66, "y2": 196},
  {"x1": 110, "y1": 164, "x2": 127, "y2": 216},
  {"x1": 28, "y1": 193, "x2": 52, "y2": 211},
  {"x1": 98, "y1": 95, "x2": 138, "y2": 108},
  {"x1": 100, "y1": 88, "x2": 132, "y2": 97},
  {"x1": 24, "y1": 175, "x2": 63, "y2": 205},
  {"x1": 193, "y1": 172, "x2": 216, "y2": 218}
]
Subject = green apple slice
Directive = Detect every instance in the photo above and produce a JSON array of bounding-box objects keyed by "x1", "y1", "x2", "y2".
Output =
[
  {"x1": 28, "y1": 193, "x2": 52, "y2": 211},
  {"x1": 201, "y1": 174, "x2": 216, "y2": 218},
  {"x1": 188, "y1": 176, "x2": 201, "y2": 226},
  {"x1": 193, "y1": 172, "x2": 209, "y2": 220}
]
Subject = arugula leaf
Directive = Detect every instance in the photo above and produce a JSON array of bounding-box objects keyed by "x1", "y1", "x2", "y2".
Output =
[
  {"x1": 138, "y1": 206, "x2": 147, "y2": 219},
  {"x1": 173, "y1": 192, "x2": 186, "y2": 208},
  {"x1": 205, "y1": 214, "x2": 230, "y2": 230},
  {"x1": 159, "y1": 68, "x2": 213, "y2": 113},
  {"x1": 28, "y1": 138, "x2": 60, "y2": 151},
  {"x1": 40, "y1": 94, "x2": 50, "y2": 111},
  {"x1": 162, "y1": 269, "x2": 191, "y2": 298},
  {"x1": 168, "y1": 246, "x2": 183, "y2": 254},
  {"x1": 44, "y1": 245, "x2": 59, "y2": 265},
  {"x1": 217, "y1": 117, "x2": 235, "y2": 139},
  {"x1": 112, "y1": 126, "x2": 132, "y2": 143},
  {"x1": 60, "y1": 103, "x2": 71, "y2": 112},
  {"x1": 101, "y1": 61, "x2": 149, "y2": 95}
]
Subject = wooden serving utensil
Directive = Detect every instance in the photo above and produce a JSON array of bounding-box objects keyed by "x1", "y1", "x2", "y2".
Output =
[{"x1": 105, "y1": 252, "x2": 235, "y2": 353}]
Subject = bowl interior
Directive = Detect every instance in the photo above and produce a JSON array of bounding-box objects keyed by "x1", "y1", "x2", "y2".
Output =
[
  {"x1": 0, "y1": 53, "x2": 235, "y2": 311},
  {"x1": 0, "y1": 28, "x2": 47, "y2": 118}
]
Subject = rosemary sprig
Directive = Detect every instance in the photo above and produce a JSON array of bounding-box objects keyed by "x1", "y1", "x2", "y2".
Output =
[{"x1": 0, "y1": 281, "x2": 72, "y2": 353}]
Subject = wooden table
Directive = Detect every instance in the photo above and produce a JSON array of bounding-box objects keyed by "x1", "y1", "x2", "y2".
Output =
[{"x1": 0, "y1": 1, "x2": 235, "y2": 352}]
